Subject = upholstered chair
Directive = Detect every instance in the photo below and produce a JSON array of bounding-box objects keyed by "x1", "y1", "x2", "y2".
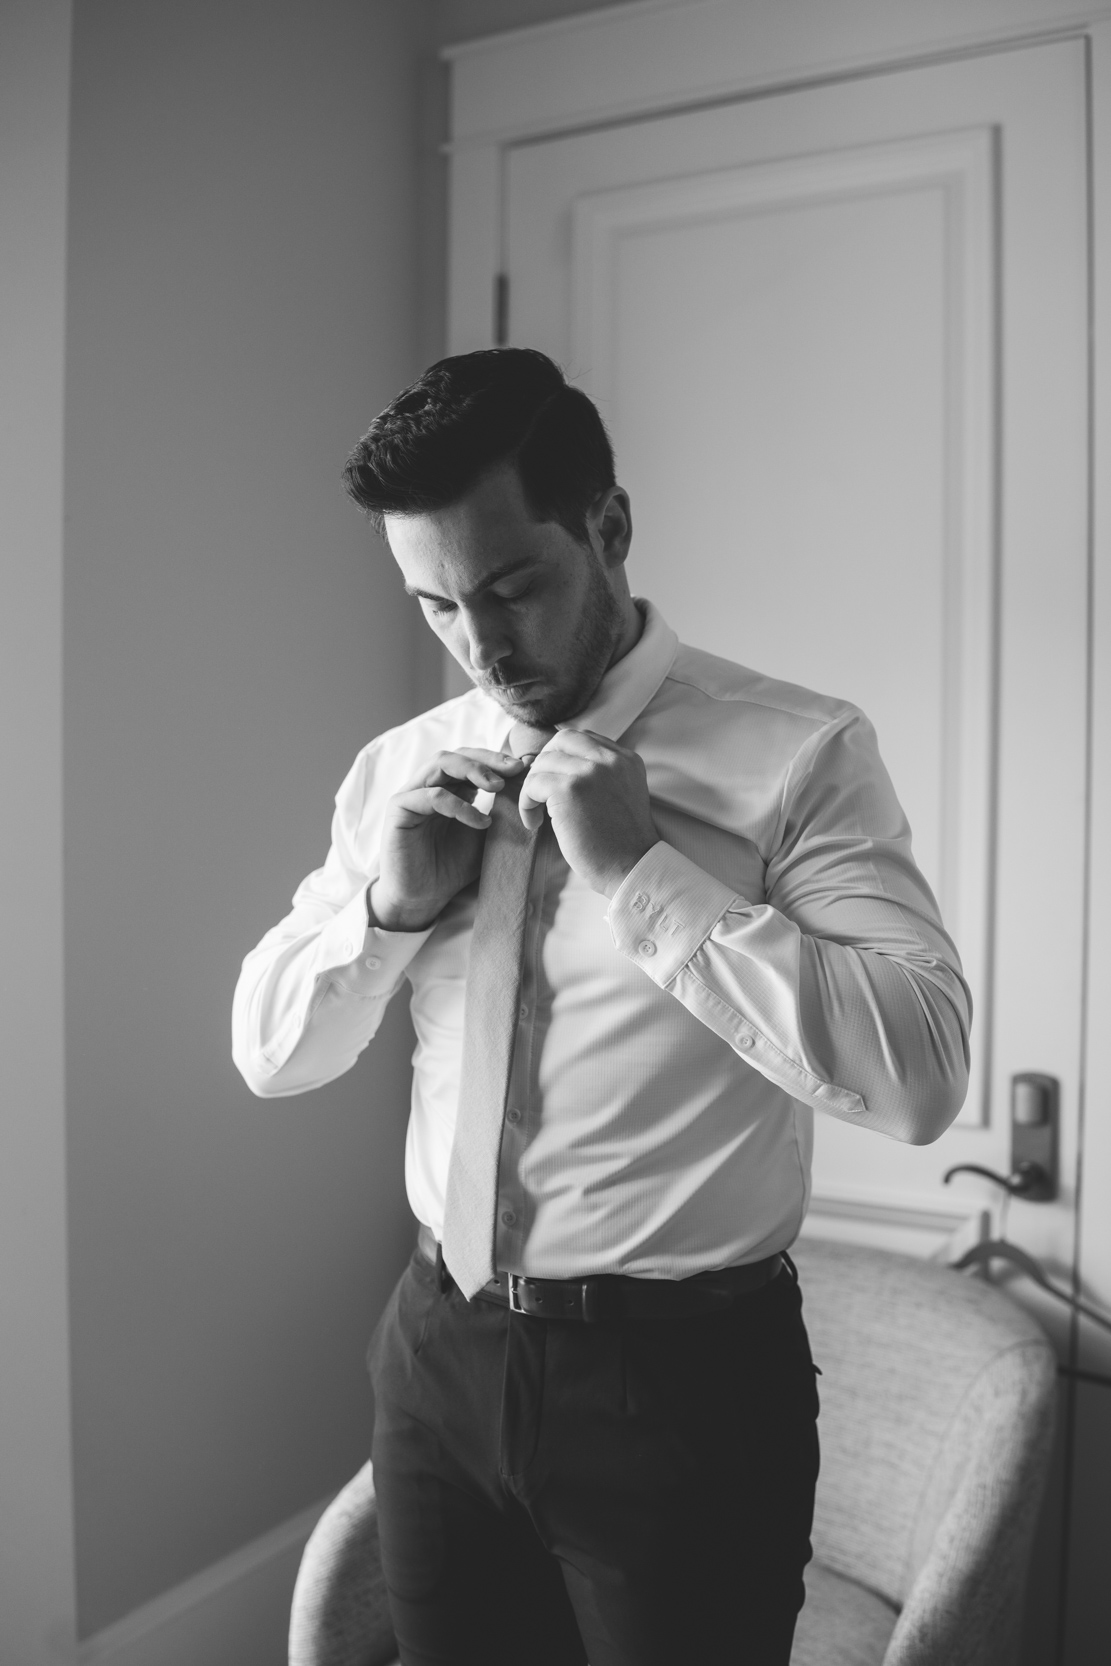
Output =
[{"x1": 788, "y1": 1240, "x2": 1055, "y2": 1666}]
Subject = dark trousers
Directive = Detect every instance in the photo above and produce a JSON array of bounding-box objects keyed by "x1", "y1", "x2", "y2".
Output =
[{"x1": 368, "y1": 1249, "x2": 820, "y2": 1666}]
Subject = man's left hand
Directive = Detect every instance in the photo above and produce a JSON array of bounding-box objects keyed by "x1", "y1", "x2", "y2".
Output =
[{"x1": 518, "y1": 730, "x2": 659, "y2": 899}]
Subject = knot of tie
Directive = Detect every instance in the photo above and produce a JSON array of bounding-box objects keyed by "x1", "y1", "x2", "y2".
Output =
[{"x1": 508, "y1": 722, "x2": 556, "y2": 761}]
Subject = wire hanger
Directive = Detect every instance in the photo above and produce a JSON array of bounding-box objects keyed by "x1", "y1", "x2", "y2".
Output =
[
  {"x1": 945, "y1": 1165, "x2": 1111, "y2": 1336},
  {"x1": 951, "y1": 1240, "x2": 1111, "y2": 1336}
]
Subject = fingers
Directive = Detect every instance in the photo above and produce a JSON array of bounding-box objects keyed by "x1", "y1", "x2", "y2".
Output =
[
  {"x1": 517, "y1": 750, "x2": 591, "y2": 828},
  {"x1": 394, "y1": 735, "x2": 637, "y2": 832},
  {"x1": 519, "y1": 735, "x2": 626, "y2": 793},
  {"x1": 451, "y1": 746, "x2": 531, "y2": 773},
  {"x1": 537, "y1": 729, "x2": 619, "y2": 763},
  {"x1": 393, "y1": 785, "x2": 494, "y2": 831},
  {"x1": 517, "y1": 732, "x2": 639, "y2": 830},
  {"x1": 423, "y1": 748, "x2": 527, "y2": 795},
  {"x1": 519, "y1": 796, "x2": 546, "y2": 832}
]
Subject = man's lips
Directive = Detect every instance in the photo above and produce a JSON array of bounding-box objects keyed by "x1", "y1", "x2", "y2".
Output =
[{"x1": 481, "y1": 677, "x2": 540, "y2": 697}]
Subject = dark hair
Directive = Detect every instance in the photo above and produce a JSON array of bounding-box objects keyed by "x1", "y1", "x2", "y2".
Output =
[{"x1": 342, "y1": 349, "x2": 615, "y2": 544}]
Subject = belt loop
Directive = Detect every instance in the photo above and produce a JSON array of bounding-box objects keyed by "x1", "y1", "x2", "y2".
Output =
[
  {"x1": 435, "y1": 1240, "x2": 448, "y2": 1293},
  {"x1": 581, "y1": 1279, "x2": 603, "y2": 1323},
  {"x1": 781, "y1": 1251, "x2": 799, "y2": 1285}
]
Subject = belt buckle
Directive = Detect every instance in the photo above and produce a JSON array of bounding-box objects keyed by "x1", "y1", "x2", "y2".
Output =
[{"x1": 507, "y1": 1273, "x2": 526, "y2": 1315}]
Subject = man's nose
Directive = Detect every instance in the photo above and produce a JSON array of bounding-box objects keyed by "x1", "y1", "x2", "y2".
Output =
[{"x1": 460, "y1": 607, "x2": 512, "y2": 671}]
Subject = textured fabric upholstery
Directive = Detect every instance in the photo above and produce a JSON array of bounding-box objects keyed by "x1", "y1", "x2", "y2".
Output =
[
  {"x1": 792, "y1": 1241, "x2": 1056, "y2": 1666},
  {"x1": 792, "y1": 1562, "x2": 898, "y2": 1666},
  {"x1": 288, "y1": 1459, "x2": 397, "y2": 1666},
  {"x1": 288, "y1": 1246, "x2": 1055, "y2": 1666}
]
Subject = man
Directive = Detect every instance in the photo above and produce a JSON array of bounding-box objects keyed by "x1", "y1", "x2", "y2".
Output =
[{"x1": 233, "y1": 349, "x2": 970, "y2": 1665}]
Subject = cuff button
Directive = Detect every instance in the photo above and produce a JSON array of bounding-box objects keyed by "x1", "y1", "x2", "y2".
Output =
[
  {"x1": 364, "y1": 956, "x2": 382, "y2": 971},
  {"x1": 638, "y1": 939, "x2": 657, "y2": 957}
]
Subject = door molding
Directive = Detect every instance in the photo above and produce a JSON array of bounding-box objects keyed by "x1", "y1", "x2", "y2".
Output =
[
  {"x1": 443, "y1": 0, "x2": 1111, "y2": 148},
  {"x1": 444, "y1": 0, "x2": 1110, "y2": 354}
]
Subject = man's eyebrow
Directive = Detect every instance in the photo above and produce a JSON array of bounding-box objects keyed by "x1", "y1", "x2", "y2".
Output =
[{"x1": 403, "y1": 557, "x2": 538, "y2": 603}]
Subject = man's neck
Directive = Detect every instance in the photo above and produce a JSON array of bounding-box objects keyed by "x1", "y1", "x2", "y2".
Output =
[{"x1": 607, "y1": 594, "x2": 646, "y2": 673}]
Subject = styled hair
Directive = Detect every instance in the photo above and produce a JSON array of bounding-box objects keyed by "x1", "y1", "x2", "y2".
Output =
[{"x1": 342, "y1": 348, "x2": 616, "y2": 544}]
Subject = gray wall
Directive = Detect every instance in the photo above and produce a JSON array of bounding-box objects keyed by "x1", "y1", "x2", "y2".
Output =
[
  {"x1": 55, "y1": 0, "x2": 644, "y2": 1643},
  {"x1": 0, "y1": 3, "x2": 78, "y2": 1659},
  {"x1": 64, "y1": 0, "x2": 425, "y2": 1636}
]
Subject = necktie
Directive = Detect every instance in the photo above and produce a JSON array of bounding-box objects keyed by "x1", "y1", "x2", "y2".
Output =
[{"x1": 441, "y1": 722, "x2": 554, "y2": 1299}]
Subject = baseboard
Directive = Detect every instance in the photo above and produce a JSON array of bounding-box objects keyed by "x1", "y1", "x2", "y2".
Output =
[
  {"x1": 77, "y1": 1496, "x2": 330, "y2": 1666},
  {"x1": 801, "y1": 1184, "x2": 991, "y2": 1260}
]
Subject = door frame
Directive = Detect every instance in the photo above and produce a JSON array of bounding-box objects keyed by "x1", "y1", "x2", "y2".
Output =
[{"x1": 442, "y1": 0, "x2": 1111, "y2": 1290}]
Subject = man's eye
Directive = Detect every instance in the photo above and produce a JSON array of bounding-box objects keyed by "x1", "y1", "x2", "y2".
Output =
[{"x1": 423, "y1": 598, "x2": 456, "y2": 617}]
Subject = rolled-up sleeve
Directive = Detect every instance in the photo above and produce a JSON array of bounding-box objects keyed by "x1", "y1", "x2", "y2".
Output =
[
  {"x1": 232, "y1": 746, "x2": 431, "y2": 1097},
  {"x1": 608, "y1": 709, "x2": 971, "y2": 1144}
]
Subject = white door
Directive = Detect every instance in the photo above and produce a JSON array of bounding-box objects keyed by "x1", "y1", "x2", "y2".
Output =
[{"x1": 498, "y1": 39, "x2": 1089, "y2": 1324}]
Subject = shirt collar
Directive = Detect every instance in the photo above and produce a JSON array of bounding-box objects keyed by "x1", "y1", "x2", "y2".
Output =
[{"x1": 560, "y1": 598, "x2": 678, "y2": 742}]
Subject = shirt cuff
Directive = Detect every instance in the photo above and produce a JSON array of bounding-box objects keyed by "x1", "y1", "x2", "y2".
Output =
[
  {"x1": 608, "y1": 841, "x2": 739, "y2": 985},
  {"x1": 315, "y1": 887, "x2": 433, "y2": 993}
]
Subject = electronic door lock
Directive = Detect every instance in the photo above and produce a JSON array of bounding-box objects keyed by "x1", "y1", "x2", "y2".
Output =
[
  {"x1": 943, "y1": 1073, "x2": 1059, "y2": 1203},
  {"x1": 1009, "y1": 1072, "x2": 1058, "y2": 1200}
]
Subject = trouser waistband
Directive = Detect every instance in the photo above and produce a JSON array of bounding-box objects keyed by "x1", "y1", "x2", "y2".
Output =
[{"x1": 416, "y1": 1224, "x2": 784, "y2": 1323}]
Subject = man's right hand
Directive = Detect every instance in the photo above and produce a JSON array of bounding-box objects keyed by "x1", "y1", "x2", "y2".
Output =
[{"x1": 367, "y1": 748, "x2": 527, "y2": 932}]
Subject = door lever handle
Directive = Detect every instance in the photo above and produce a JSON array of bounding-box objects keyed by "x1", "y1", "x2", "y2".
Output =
[
  {"x1": 944, "y1": 1075, "x2": 1059, "y2": 1203},
  {"x1": 943, "y1": 1160, "x2": 1050, "y2": 1198}
]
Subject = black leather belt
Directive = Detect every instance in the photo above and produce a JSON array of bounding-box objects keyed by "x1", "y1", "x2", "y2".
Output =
[{"x1": 416, "y1": 1224, "x2": 782, "y2": 1324}]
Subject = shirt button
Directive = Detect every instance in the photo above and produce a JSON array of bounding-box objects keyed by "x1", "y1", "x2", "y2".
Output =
[
  {"x1": 638, "y1": 940, "x2": 657, "y2": 957},
  {"x1": 739, "y1": 1034, "x2": 754, "y2": 1050},
  {"x1": 500, "y1": 1210, "x2": 517, "y2": 1227},
  {"x1": 364, "y1": 956, "x2": 381, "y2": 971},
  {"x1": 506, "y1": 1107, "x2": 522, "y2": 1125},
  {"x1": 519, "y1": 1003, "x2": 529, "y2": 1019}
]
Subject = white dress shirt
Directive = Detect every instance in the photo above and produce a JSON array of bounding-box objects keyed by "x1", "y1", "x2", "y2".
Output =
[{"x1": 233, "y1": 601, "x2": 970, "y2": 1280}]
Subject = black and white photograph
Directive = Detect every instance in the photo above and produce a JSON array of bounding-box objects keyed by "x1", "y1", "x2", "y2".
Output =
[{"x1": 3, "y1": 3, "x2": 1110, "y2": 1664}]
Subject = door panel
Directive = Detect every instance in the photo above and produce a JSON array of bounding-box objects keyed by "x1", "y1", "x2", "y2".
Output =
[
  {"x1": 570, "y1": 131, "x2": 994, "y2": 1129},
  {"x1": 505, "y1": 41, "x2": 1089, "y2": 1271}
]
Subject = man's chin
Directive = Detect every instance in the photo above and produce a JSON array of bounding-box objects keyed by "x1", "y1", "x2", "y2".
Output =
[
  {"x1": 504, "y1": 692, "x2": 562, "y2": 726},
  {"x1": 477, "y1": 680, "x2": 560, "y2": 724},
  {"x1": 475, "y1": 665, "x2": 605, "y2": 726}
]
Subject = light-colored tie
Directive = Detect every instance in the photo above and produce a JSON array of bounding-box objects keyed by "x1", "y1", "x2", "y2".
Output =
[{"x1": 441, "y1": 723, "x2": 554, "y2": 1299}]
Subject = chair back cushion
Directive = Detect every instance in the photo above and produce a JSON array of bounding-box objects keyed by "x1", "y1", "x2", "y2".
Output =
[
  {"x1": 792, "y1": 1240, "x2": 1055, "y2": 1611},
  {"x1": 289, "y1": 1458, "x2": 397, "y2": 1666}
]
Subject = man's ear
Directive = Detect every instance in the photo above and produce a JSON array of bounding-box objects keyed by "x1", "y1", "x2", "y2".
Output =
[{"x1": 591, "y1": 486, "x2": 632, "y2": 568}]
